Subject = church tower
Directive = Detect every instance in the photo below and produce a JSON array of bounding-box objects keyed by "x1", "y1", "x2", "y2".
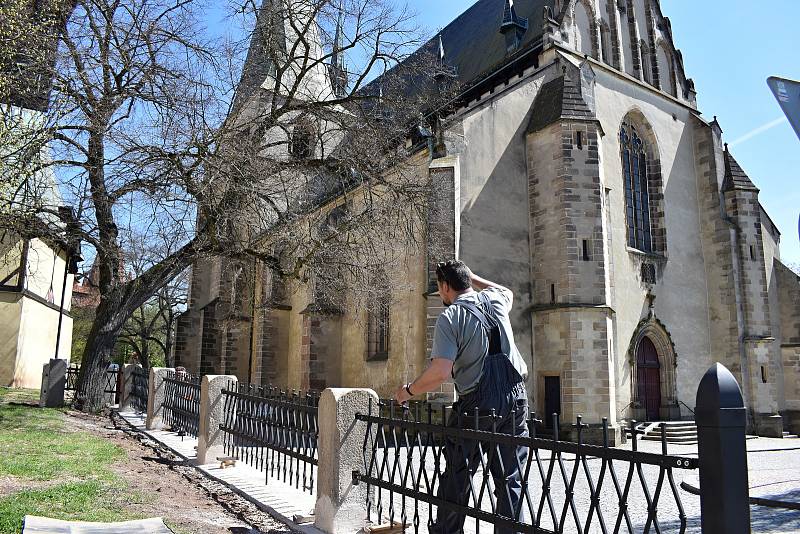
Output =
[
  {"x1": 525, "y1": 61, "x2": 616, "y2": 442},
  {"x1": 175, "y1": 0, "x2": 341, "y2": 386}
]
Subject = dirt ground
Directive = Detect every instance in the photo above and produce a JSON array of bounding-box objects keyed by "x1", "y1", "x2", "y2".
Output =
[{"x1": 65, "y1": 409, "x2": 293, "y2": 534}]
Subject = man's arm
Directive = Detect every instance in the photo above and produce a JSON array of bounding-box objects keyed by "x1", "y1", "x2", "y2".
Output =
[
  {"x1": 468, "y1": 270, "x2": 513, "y2": 306},
  {"x1": 394, "y1": 358, "x2": 453, "y2": 403}
]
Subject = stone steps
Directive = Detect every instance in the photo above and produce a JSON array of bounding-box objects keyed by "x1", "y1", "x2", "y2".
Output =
[{"x1": 637, "y1": 421, "x2": 698, "y2": 444}]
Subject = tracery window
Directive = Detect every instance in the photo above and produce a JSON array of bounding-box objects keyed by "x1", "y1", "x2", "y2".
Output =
[{"x1": 620, "y1": 122, "x2": 652, "y2": 252}]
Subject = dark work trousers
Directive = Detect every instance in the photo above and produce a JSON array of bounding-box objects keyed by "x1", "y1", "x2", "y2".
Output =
[{"x1": 429, "y1": 354, "x2": 529, "y2": 534}]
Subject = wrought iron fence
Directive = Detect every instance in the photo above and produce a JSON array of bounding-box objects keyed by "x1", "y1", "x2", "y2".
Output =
[
  {"x1": 354, "y1": 400, "x2": 698, "y2": 534},
  {"x1": 130, "y1": 366, "x2": 149, "y2": 413},
  {"x1": 162, "y1": 371, "x2": 201, "y2": 438},
  {"x1": 64, "y1": 364, "x2": 119, "y2": 401},
  {"x1": 219, "y1": 383, "x2": 319, "y2": 495}
]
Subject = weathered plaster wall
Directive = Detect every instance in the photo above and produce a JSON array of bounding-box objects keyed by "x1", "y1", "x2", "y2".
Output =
[
  {"x1": 23, "y1": 239, "x2": 73, "y2": 307},
  {"x1": 337, "y1": 251, "x2": 428, "y2": 399},
  {"x1": 454, "y1": 69, "x2": 549, "y2": 396},
  {"x1": 14, "y1": 298, "x2": 72, "y2": 388},
  {"x1": 593, "y1": 65, "x2": 712, "y2": 417},
  {"x1": 0, "y1": 294, "x2": 22, "y2": 386}
]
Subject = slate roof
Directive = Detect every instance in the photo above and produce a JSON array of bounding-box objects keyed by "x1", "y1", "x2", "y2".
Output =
[
  {"x1": 526, "y1": 73, "x2": 594, "y2": 134},
  {"x1": 432, "y1": 0, "x2": 553, "y2": 86},
  {"x1": 364, "y1": 0, "x2": 554, "y2": 98},
  {"x1": 722, "y1": 148, "x2": 759, "y2": 192}
]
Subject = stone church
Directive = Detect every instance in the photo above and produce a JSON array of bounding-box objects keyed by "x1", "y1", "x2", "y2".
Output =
[{"x1": 174, "y1": 0, "x2": 800, "y2": 440}]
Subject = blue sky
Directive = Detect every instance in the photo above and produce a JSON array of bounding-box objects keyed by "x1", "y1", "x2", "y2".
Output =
[{"x1": 400, "y1": 0, "x2": 800, "y2": 265}]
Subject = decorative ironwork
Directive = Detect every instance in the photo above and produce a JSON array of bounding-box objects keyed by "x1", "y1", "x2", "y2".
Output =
[
  {"x1": 130, "y1": 367, "x2": 149, "y2": 413},
  {"x1": 641, "y1": 263, "x2": 656, "y2": 285},
  {"x1": 220, "y1": 383, "x2": 319, "y2": 494},
  {"x1": 162, "y1": 371, "x2": 201, "y2": 438},
  {"x1": 354, "y1": 400, "x2": 698, "y2": 534}
]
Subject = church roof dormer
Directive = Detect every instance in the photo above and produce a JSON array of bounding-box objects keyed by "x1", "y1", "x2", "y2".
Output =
[
  {"x1": 500, "y1": 0, "x2": 528, "y2": 53},
  {"x1": 722, "y1": 145, "x2": 759, "y2": 193}
]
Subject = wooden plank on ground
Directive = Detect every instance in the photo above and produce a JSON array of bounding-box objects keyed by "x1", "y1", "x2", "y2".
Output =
[
  {"x1": 363, "y1": 521, "x2": 409, "y2": 533},
  {"x1": 23, "y1": 515, "x2": 173, "y2": 533}
]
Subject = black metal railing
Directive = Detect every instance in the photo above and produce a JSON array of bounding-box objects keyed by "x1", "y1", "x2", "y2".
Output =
[
  {"x1": 354, "y1": 401, "x2": 698, "y2": 534},
  {"x1": 162, "y1": 371, "x2": 201, "y2": 438},
  {"x1": 130, "y1": 366, "x2": 149, "y2": 413},
  {"x1": 220, "y1": 383, "x2": 319, "y2": 494},
  {"x1": 65, "y1": 364, "x2": 119, "y2": 400}
]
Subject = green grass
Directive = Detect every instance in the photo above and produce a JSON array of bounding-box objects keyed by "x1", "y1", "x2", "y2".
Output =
[{"x1": 0, "y1": 387, "x2": 140, "y2": 533}]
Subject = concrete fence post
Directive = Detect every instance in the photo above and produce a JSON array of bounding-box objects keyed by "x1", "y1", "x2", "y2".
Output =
[
  {"x1": 39, "y1": 359, "x2": 67, "y2": 408},
  {"x1": 146, "y1": 367, "x2": 174, "y2": 430},
  {"x1": 196, "y1": 375, "x2": 238, "y2": 465},
  {"x1": 314, "y1": 388, "x2": 378, "y2": 534},
  {"x1": 119, "y1": 364, "x2": 137, "y2": 411},
  {"x1": 695, "y1": 362, "x2": 750, "y2": 534}
]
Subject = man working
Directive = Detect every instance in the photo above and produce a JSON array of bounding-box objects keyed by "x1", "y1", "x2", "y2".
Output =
[{"x1": 394, "y1": 260, "x2": 529, "y2": 533}]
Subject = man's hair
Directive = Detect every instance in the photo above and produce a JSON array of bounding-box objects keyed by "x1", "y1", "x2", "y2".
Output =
[{"x1": 436, "y1": 260, "x2": 471, "y2": 291}]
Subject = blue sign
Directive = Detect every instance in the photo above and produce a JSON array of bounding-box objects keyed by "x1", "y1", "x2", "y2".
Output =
[{"x1": 768, "y1": 77, "x2": 800, "y2": 140}]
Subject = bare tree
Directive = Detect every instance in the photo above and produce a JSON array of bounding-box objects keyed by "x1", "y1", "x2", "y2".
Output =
[
  {"x1": 119, "y1": 235, "x2": 188, "y2": 369},
  {"x1": 0, "y1": 0, "x2": 454, "y2": 411}
]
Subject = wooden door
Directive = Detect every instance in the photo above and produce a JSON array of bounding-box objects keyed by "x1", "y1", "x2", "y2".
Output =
[
  {"x1": 636, "y1": 337, "x2": 661, "y2": 421},
  {"x1": 544, "y1": 376, "x2": 561, "y2": 429}
]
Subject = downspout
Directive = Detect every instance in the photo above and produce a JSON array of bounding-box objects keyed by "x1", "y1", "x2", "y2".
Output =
[{"x1": 54, "y1": 248, "x2": 70, "y2": 359}]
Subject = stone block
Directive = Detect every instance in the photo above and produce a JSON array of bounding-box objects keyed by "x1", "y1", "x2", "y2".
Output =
[
  {"x1": 314, "y1": 388, "x2": 378, "y2": 534},
  {"x1": 196, "y1": 375, "x2": 237, "y2": 465},
  {"x1": 39, "y1": 359, "x2": 67, "y2": 408},
  {"x1": 146, "y1": 367, "x2": 173, "y2": 430}
]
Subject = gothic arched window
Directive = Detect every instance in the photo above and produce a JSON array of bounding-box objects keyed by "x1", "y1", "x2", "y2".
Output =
[{"x1": 620, "y1": 122, "x2": 652, "y2": 252}]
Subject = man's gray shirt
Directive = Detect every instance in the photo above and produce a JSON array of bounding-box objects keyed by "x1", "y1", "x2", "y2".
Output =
[{"x1": 430, "y1": 287, "x2": 528, "y2": 395}]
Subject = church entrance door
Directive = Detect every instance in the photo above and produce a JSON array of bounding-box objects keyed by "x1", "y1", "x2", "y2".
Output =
[{"x1": 636, "y1": 337, "x2": 661, "y2": 421}]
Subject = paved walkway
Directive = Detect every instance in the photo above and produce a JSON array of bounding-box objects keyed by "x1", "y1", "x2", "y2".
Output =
[
  {"x1": 117, "y1": 410, "x2": 321, "y2": 534},
  {"x1": 621, "y1": 434, "x2": 800, "y2": 507}
]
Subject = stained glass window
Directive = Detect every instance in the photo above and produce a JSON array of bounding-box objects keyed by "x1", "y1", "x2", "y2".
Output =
[{"x1": 620, "y1": 123, "x2": 652, "y2": 252}]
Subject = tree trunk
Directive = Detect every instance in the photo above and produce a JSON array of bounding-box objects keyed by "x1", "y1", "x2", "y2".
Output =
[
  {"x1": 139, "y1": 339, "x2": 151, "y2": 370},
  {"x1": 165, "y1": 315, "x2": 175, "y2": 367},
  {"x1": 75, "y1": 293, "x2": 127, "y2": 412}
]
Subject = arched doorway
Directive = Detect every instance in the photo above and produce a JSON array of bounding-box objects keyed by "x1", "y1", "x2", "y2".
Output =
[{"x1": 636, "y1": 337, "x2": 661, "y2": 421}]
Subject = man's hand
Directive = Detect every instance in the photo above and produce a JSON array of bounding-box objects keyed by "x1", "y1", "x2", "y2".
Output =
[
  {"x1": 392, "y1": 359, "x2": 454, "y2": 404},
  {"x1": 394, "y1": 384, "x2": 412, "y2": 404}
]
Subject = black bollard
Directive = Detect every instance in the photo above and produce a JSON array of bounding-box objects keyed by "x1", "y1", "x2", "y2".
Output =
[{"x1": 695, "y1": 363, "x2": 750, "y2": 534}]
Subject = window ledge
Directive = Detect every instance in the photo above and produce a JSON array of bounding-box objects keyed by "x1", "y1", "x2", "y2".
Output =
[{"x1": 626, "y1": 246, "x2": 667, "y2": 261}]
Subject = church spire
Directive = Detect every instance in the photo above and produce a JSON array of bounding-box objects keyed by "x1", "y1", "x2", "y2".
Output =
[
  {"x1": 500, "y1": 0, "x2": 528, "y2": 54},
  {"x1": 329, "y1": 5, "x2": 348, "y2": 97}
]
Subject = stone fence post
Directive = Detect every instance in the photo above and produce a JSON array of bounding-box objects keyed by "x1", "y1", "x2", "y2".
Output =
[
  {"x1": 695, "y1": 362, "x2": 750, "y2": 534},
  {"x1": 39, "y1": 359, "x2": 67, "y2": 408},
  {"x1": 146, "y1": 367, "x2": 174, "y2": 430},
  {"x1": 119, "y1": 364, "x2": 139, "y2": 411},
  {"x1": 314, "y1": 388, "x2": 378, "y2": 534},
  {"x1": 196, "y1": 375, "x2": 238, "y2": 465}
]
